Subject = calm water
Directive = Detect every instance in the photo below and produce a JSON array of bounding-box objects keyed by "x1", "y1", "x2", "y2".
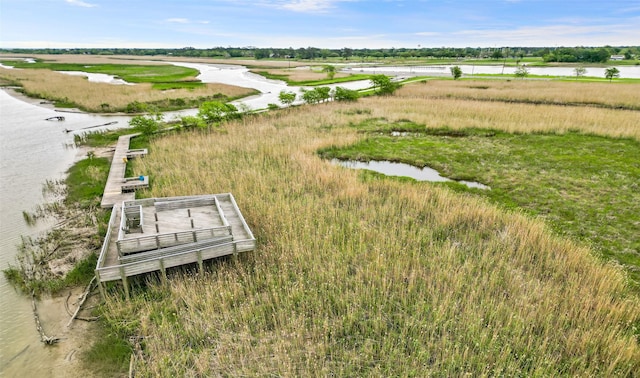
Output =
[
  {"x1": 333, "y1": 159, "x2": 490, "y2": 190},
  {"x1": 0, "y1": 89, "x2": 131, "y2": 375}
]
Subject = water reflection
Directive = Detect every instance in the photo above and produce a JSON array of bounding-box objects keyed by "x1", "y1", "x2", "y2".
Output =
[{"x1": 332, "y1": 159, "x2": 490, "y2": 190}]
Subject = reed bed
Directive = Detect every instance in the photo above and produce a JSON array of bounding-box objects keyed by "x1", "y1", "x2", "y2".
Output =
[
  {"x1": 362, "y1": 87, "x2": 640, "y2": 140},
  {"x1": 404, "y1": 79, "x2": 640, "y2": 110},
  {"x1": 0, "y1": 67, "x2": 254, "y2": 112},
  {"x1": 103, "y1": 93, "x2": 640, "y2": 376},
  {"x1": 254, "y1": 67, "x2": 349, "y2": 82}
]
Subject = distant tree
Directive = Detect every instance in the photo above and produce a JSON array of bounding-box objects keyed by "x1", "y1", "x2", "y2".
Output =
[
  {"x1": 341, "y1": 47, "x2": 353, "y2": 60},
  {"x1": 334, "y1": 86, "x2": 360, "y2": 102},
  {"x1": 197, "y1": 101, "x2": 239, "y2": 125},
  {"x1": 278, "y1": 90, "x2": 297, "y2": 107},
  {"x1": 370, "y1": 74, "x2": 400, "y2": 95},
  {"x1": 450, "y1": 65, "x2": 462, "y2": 80},
  {"x1": 574, "y1": 66, "x2": 586, "y2": 79},
  {"x1": 491, "y1": 50, "x2": 504, "y2": 60},
  {"x1": 322, "y1": 65, "x2": 337, "y2": 79},
  {"x1": 604, "y1": 67, "x2": 620, "y2": 82},
  {"x1": 514, "y1": 65, "x2": 529, "y2": 79}
]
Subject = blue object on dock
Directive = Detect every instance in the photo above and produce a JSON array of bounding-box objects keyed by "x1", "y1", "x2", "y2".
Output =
[{"x1": 139, "y1": 175, "x2": 144, "y2": 181}]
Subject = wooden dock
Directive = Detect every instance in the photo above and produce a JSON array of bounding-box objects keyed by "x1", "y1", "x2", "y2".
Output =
[
  {"x1": 95, "y1": 193, "x2": 256, "y2": 297},
  {"x1": 100, "y1": 133, "x2": 148, "y2": 209},
  {"x1": 96, "y1": 134, "x2": 255, "y2": 296}
]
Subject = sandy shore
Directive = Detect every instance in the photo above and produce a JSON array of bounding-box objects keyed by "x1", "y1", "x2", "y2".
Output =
[{"x1": 2, "y1": 286, "x2": 100, "y2": 377}]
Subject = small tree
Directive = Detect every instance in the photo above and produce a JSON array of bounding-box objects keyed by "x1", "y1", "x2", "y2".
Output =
[
  {"x1": 574, "y1": 66, "x2": 586, "y2": 79},
  {"x1": 129, "y1": 113, "x2": 162, "y2": 135},
  {"x1": 322, "y1": 65, "x2": 337, "y2": 79},
  {"x1": 179, "y1": 115, "x2": 206, "y2": 129},
  {"x1": 450, "y1": 65, "x2": 462, "y2": 80},
  {"x1": 604, "y1": 67, "x2": 620, "y2": 82},
  {"x1": 514, "y1": 65, "x2": 529, "y2": 79},
  {"x1": 334, "y1": 86, "x2": 360, "y2": 102},
  {"x1": 301, "y1": 88, "x2": 321, "y2": 104},
  {"x1": 315, "y1": 87, "x2": 332, "y2": 103},
  {"x1": 197, "y1": 101, "x2": 239, "y2": 125},
  {"x1": 370, "y1": 74, "x2": 400, "y2": 95},
  {"x1": 278, "y1": 90, "x2": 297, "y2": 107}
]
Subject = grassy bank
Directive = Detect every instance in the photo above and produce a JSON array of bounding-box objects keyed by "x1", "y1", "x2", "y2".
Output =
[
  {"x1": 0, "y1": 63, "x2": 256, "y2": 112},
  {"x1": 0, "y1": 60, "x2": 201, "y2": 85},
  {"x1": 97, "y1": 79, "x2": 640, "y2": 376},
  {"x1": 3, "y1": 153, "x2": 110, "y2": 294},
  {"x1": 252, "y1": 68, "x2": 372, "y2": 86}
]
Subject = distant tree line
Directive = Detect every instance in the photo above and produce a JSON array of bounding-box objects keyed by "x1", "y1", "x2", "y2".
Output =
[{"x1": 1, "y1": 46, "x2": 637, "y2": 63}]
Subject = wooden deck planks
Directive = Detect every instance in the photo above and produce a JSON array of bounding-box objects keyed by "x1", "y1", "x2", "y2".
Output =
[
  {"x1": 95, "y1": 194, "x2": 256, "y2": 286},
  {"x1": 100, "y1": 133, "x2": 145, "y2": 209}
]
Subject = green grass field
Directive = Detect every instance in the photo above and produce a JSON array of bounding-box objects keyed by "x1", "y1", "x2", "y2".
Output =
[
  {"x1": 319, "y1": 122, "x2": 640, "y2": 286},
  {"x1": 1, "y1": 60, "x2": 201, "y2": 85}
]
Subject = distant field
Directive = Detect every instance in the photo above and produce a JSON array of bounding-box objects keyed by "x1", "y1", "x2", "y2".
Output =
[{"x1": 0, "y1": 59, "x2": 256, "y2": 112}]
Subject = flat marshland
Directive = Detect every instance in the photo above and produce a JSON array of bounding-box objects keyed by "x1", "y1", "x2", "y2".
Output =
[
  {"x1": 0, "y1": 59, "x2": 256, "y2": 112},
  {"x1": 98, "y1": 79, "x2": 640, "y2": 376}
]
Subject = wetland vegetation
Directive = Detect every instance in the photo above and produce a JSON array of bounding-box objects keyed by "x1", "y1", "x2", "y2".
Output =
[
  {"x1": 3, "y1": 54, "x2": 640, "y2": 375},
  {"x1": 0, "y1": 57, "x2": 257, "y2": 112},
  {"x1": 100, "y1": 76, "x2": 639, "y2": 376}
]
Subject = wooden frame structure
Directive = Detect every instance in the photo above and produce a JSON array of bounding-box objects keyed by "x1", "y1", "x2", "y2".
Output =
[{"x1": 95, "y1": 193, "x2": 256, "y2": 297}]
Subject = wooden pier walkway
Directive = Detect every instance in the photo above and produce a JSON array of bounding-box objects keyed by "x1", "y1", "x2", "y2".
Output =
[
  {"x1": 96, "y1": 134, "x2": 255, "y2": 296},
  {"x1": 100, "y1": 133, "x2": 148, "y2": 209}
]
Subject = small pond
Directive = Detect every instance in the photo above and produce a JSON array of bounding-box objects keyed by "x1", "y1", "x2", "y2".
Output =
[{"x1": 332, "y1": 159, "x2": 490, "y2": 190}]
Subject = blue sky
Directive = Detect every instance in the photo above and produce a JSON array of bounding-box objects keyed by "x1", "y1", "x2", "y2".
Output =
[{"x1": 1, "y1": 0, "x2": 638, "y2": 49}]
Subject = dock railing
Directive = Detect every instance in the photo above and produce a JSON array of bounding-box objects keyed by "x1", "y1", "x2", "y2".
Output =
[
  {"x1": 116, "y1": 225, "x2": 233, "y2": 255},
  {"x1": 96, "y1": 205, "x2": 118, "y2": 270}
]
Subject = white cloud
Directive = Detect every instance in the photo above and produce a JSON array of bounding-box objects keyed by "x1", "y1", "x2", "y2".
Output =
[
  {"x1": 166, "y1": 18, "x2": 190, "y2": 24},
  {"x1": 165, "y1": 18, "x2": 209, "y2": 24},
  {"x1": 254, "y1": 0, "x2": 354, "y2": 13},
  {"x1": 65, "y1": 0, "x2": 98, "y2": 8}
]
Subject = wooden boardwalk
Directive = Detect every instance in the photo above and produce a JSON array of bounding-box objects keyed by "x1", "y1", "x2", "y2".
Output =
[
  {"x1": 100, "y1": 133, "x2": 148, "y2": 209},
  {"x1": 95, "y1": 193, "x2": 256, "y2": 297}
]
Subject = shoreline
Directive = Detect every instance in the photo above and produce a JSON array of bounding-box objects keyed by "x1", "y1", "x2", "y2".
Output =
[{"x1": 1, "y1": 87, "x2": 116, "y2": 377}]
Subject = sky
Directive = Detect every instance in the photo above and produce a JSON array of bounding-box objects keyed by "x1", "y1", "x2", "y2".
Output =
[{"x1": 0, "y1": 0, "x2": 639, "y2": 49}]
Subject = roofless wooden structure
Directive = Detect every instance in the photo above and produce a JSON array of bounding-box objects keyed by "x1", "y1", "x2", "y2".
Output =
[{"x1": 95, "y1": 193, "x2": 256, "y2": 297}]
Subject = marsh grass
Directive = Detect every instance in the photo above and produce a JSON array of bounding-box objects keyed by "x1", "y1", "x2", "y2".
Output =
[
  {"x1": 252, "y1": 68, "x2": 371, "y2": 85},
  {"x1": 405, "y1": 79, "x2": 640, "y2": 110},
  {"x1": 320, "y1": 125, "x2": 640, "y2": 285},
  {"x1": 0, "y1": 67, "x2": 255, "y2": 112},
  {"x1": 0, "y1": 60, "x2": 201, "y2": 83},
  {"x1": 101, "y1": 85, "x2": 640, "y2": 375}
]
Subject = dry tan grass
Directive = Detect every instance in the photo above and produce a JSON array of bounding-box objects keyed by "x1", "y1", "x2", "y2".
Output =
[
  {"x1": 404, "y1": 79, "x2": 640, "y2": 110},
  {"x1": 0, "y1": 66, "x2": 255, "y2": 112},
  {"x1": 252, "y1": 67, "x2": 349, "y2": 81},
  {"x1": 102, "y1": 92, "x2": 640, "y2": 376},
  {"x1": 357, "y1": 83, "x2": 640, "y2": 139}
]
